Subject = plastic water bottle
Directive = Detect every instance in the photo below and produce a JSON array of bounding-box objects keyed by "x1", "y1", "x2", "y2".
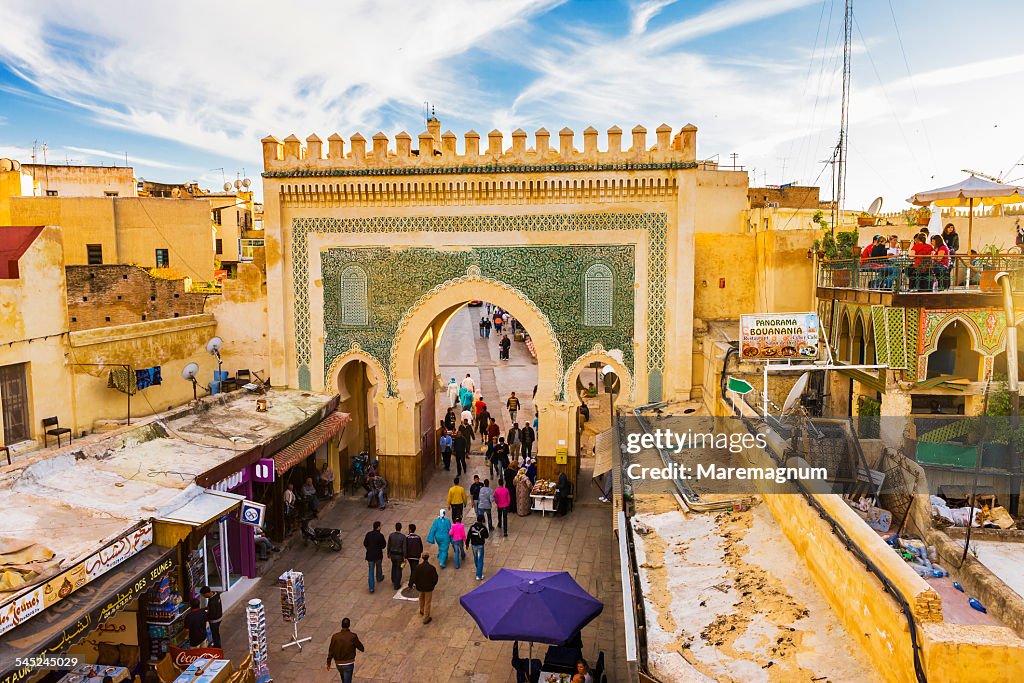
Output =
[
  {"x1": 969, "y1": 597, "x2": 987, "y2": 613},
  {"x1": 931, "y1": 565, "x2": 947, "y2": 577},
  {"x1": 953, "y1": 581, "x2": 964, "y2": 593}
]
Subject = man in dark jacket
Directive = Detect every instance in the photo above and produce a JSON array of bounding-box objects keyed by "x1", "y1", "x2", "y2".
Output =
[
  {"x1": 183, "y1": 598, "x2": 208, "y2": 647},
  {"x1": 200, "y1": 586, "x2": 222, "y2": 648},
  {"x1": 458, "y1": 419, "x2": 475, "y2": 448},
  {"x1": 467, "y1": 515, "x2": 490, "y2": 580},
  {"x1": 363, "y1": 521, "x2": 386, "y2": 593},
  {"x1": 404, "y1": 523, "x2": 423, "y2": 589},
  {"x1": 453, "y1": 431, "x2": 468, "y2": 476},
  {"x1": 521, "y1": 423, "x2": 536, "y2": 460},
  {"x1": 387, "y1": 522, "x2": 406, "y2": 590},
  {"x1": 325, "y1": 617, "x2": 364, "y2": 683},
  {"x1": 412, "y1": 553, "x2": 439, "y2": 624}
]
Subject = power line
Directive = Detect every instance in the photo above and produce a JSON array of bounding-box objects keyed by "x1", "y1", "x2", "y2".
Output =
[{"x1": 887, "y1": 0, "x2": 937, "y2": 175}]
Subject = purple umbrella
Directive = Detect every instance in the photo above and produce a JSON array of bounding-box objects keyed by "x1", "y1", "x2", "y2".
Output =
[{"x1": 459, "y1": 569, "x2": 604, "y2": 644}]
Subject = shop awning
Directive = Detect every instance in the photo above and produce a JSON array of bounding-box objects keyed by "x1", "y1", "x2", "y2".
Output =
[
  {"x1": 0, "y1": 543, "x2": 176, "y2": 681},
  {"x1": 157, "y1": 490, "x2": 245, "y2": 527},
  {"x1": 593, "y1": 428, "x2": 616, "y2": 478},
  {"x1": 272, "y1": 411, "x2": 350, "y2": 475}
]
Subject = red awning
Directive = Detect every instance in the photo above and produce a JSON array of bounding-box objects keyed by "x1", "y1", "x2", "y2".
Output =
[{"x1": 272, "y1": 411, "x2": 351, "y2": 474}]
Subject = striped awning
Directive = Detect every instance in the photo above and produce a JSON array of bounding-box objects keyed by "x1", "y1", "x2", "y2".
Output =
[{"x1": 272, "y1": 411, "x2": 351, "y2": 474}]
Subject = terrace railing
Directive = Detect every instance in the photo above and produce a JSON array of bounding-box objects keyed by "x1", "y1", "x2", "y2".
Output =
[{"x1": 817, "y1": 254, "x2": 1024, "y2": 294}]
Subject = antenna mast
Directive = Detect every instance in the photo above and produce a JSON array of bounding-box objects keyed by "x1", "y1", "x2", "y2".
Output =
[{"x1": 833, "y1": 0, "x2": 853, "y2": 232}]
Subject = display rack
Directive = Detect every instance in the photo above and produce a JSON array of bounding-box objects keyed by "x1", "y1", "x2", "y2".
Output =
[
  {"x1": 278, "y1": 570, "x2": 311, "y2": 650},
  {"x1": 145, "y1": 573, "x2": 186, "y2": 660},
  {"x1": 246, "y1": 598, "x2": 271, "y2": 683}
]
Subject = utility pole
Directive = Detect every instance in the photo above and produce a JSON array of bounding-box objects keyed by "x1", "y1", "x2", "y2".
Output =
[{"x1": 834, "y1": 0, "x2": 853, "y2": 233}]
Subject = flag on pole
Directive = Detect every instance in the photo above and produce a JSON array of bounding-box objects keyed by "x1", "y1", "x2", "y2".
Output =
[{"x1": 727, "y1": 376, "x2": 754, "y2": 395}]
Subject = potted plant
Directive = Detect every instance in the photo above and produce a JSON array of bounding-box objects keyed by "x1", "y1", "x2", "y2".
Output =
[
  {"x1": 813, "y1": 227, "x2": 860, "y2": 286},
  {"x1": 981, "y1": 377, "x2": 1021, "y2": 469},
  {"x1": 915, "y1": 207, "x2": 931, "y2": 225},
  {"x1": 978, "y1": 244, "x2": 1002, "y2": 292},
  {"x1": 857, "y1": 211, "x2": 876, "y2": 227}
]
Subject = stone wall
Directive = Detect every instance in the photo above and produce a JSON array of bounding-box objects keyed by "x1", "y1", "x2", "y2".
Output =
[{"x1": 66, "y1": 265, "x2": 207, "y2": 331}]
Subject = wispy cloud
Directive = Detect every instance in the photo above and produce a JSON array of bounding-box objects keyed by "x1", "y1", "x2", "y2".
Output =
[
  {"x1": 630, "y1": 0, "x2": 677, "y2": 35},
  {"x1": 64, "y1": 146, "x2": 186, "y2": 170}
]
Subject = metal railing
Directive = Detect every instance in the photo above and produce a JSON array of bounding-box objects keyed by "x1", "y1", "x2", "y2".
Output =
[{"x1": 817, "y1": 254, "x2": 1024, "y2": 293}]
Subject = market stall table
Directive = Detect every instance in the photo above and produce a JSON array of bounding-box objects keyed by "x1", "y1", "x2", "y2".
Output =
[
  {"x1": 530, "y1": 480, "x2": 557, "y2": 516},
  {"x1": 539, "y1": 673, "x2": 572, "y2": 683},
  {"x1": 59, "y1": 665, "x2": 129, "y2": 683}
]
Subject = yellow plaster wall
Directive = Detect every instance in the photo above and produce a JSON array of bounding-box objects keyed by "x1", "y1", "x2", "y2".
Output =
[
  {"x1": 22, "y1": 164, "x2": 136, "y2": 198},
  {"x1": 0, "y1": 226, "x2": 74, "y2": 445},
  {"x1": 68, "y1": 313, "x2": 218, "y2": 432},
  {"x1": 693, "y1": 233, "x2": 756, "y2": 320},
  {"x1": 0, "y1": 170, "x2": 29, "y2": 225},
  {"x1": 920, "y1": 622, "x2": 1024, "y2": 682},
  {"x1": 694, "y1": 168, "x2": 748, "y2": 233},
  {"x1": 756, "y1": 228, "x2": 817, "y2": 313},
  {"x1": 207, "y1": 263, "x2": 271, "y2": 379},
  {"x1": 9, "y1": 196, "x2": 214, "y2": 281}
]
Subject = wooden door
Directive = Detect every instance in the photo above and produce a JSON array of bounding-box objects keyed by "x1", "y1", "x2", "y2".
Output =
[{"x1": 0, "y1": 363, "x2": 30, "y2": 444}]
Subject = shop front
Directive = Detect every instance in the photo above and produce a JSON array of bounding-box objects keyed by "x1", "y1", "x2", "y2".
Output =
[{"x1": 0, "y1": 532, "x2": 176, "y2": 683}]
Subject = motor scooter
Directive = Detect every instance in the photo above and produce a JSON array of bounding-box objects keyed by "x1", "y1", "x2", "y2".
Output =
[{"x1": 301, "y1": 517, "x2": 342, "y2": 551}]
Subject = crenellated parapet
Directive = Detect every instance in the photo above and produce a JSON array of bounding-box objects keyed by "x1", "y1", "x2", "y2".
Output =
[{"x1": 261, "y1": 120, "x2": 698, "y2": 175}]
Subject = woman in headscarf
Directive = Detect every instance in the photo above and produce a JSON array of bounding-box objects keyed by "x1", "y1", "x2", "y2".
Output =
[
  {"x1": 425, "y1": 509, "x2": 453, "y2": 568},
  {"x1": 459, "y1": 386, "x2": 474, "y2": 412},
  {"x1": 554, "y1": 472, "x2": 571, "y2": 516},
  {"x1": 447, "y1": 377, "x2": 460, "y2": 407},
  {"x1": 514, "y1": 468, "x2": 532, "y2": 516},
  {"x1": 444, "y1": 406, "x2": 457, "y2": 431},
  {"x1": 525, "y1": 458, "x2": 537, "y2": 485}
]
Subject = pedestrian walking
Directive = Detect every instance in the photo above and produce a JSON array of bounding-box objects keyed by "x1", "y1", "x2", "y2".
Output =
[
  {"x1": 460, "y1": 408, "x2": 474, "y2": 429},
  {"x1": 469, "y1": 475, "x2": 482, "y2": 518},
  {"x1": 507, "y1": 422, "x2": 521, "y2": 461},
  {"x1": 412, "y1": 553, "x2": 439, "y2": 624},
  {"x1": 467, "y1": 515, "x2": 490, "y2": 580},
  {"x1": 405, "y1": 524, "x2": 423, "y2": 589},
  {"x1": 449, "y1": 516, "x2": 467, "y2": 569},
  {"x1": 444, "y1": 407, "x2": 456, "y2": 431},
  {"x1": 446, "y1": 377, "x2": 460, "y2": 407},
  {"x1": 453, "y1": 430, "x2": 468, "y2": 476},
  {"x1": 477, "y1": 408, "x2": 491, "y2": 442},
  {"x1": 487, "y1": 418, "x2": 501, "y2": 447},
  {"x1": 499, "y1": 334, "x2": 511, "y2": 360},
  {"x1": 521, "y1": 422, "x2": 535, "y2": 460},
  {"x1": 478, "y1": 479, "x2": 495, "y2": 531},
  {"x1": 475, "y1": 394, "x2": 488, "y2": 418},
  {"x1": 479, "y1": 317, "x2": 487, "y2": 337},
  {"x1": 440, "y1": 430, "x2": 453, "y2": 471},
  {"x1": 200, "y1": 586, "x2": 222, "y2": 648},
  {"x1": 506, "y1": 392, "x2": 520, "y2": 423},
  {"x1": 495, "y1": 479, "x2": 512, "y2": 537},
  {"x1": 387, "y1": 522, "x2": 406, "y2": 590},
  {"x1": 425, "y1": 509, "x2": 453, "y2": 568},
  {"x1": 494, "y1": 311, "x2": 503, "y2": 335},
  {"x1": 461, "y1": 373, "x2": 476, "y2": 393},
  {"x1": 447, "y1": 476, "x2": 467, "y2": 520},
  {"x1": 325, "y1": 618, "x2": 365, "y2": 683},
  {"x1": 514, "y1": 468, "x2": 532, "y2": 516},
  {"x1": 460, "y1": 386, "x2": 474, "y2": 412},
  {"x1": 363, "y1": 521, "x2": 386, "y2": 593},
  {"x1": 484, "y1": 317, "x2": 492, "y2": 338}
]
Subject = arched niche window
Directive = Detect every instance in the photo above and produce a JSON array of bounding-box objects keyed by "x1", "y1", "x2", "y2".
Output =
[
  {"x1": 583, "y1": 263, "x2": 613, "y2": 327},
  {"x1": 340, "y1": 264, "x2": 369, "y2": 326}
]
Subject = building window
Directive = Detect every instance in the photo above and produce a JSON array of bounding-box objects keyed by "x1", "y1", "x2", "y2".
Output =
[
  {"x1": 104, "y1": 191, "x2": 119, "y2": 197},
  {"x1": 87, "y1": 244, "x2": 103, "y2": 265},
  {"x1": 583, "y1": 263, "x2": 614, "y2": 327},
  {"x1": 339, "y1": 264, "x2": 369, "y2": 326},
  {"x1": 46, "y1": 190, "x2": 58, "y2": 197},
  {"x1": 215, "y1": 239, "x2": 223, "y2": 255},
  {"x1": 155, "y1": 249, "x2": 169, "y2": 268},
  {"x1": 212, "y1": 209, "x2": 222, "y2": 226}
]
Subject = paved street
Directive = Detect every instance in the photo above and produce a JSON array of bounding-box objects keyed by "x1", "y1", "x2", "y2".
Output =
[{"x1": 221, "y1": 305, "x2": 626, "y2": 682}]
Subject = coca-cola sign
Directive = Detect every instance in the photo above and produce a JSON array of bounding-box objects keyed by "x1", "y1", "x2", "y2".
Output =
[{"x1": 169, "y1": 646, "x2": 224, "y2": 668}]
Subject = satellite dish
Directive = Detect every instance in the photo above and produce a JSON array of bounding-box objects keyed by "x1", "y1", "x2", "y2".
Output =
[
  {"x1": 782, "y1": 372, "x2": 810, "y2": 415},
  {"x1": 11, "y1": 160, "x2": 20, "y2": 171},
  {"x1": 0, "y1": 159, "x2": 12, "y2": 172},
  {"x1": 234, "y1": 179, "x2": 242, "y2": 189},
  {"x1": 182, "y1": 362, "x2": 200, "y2": 381},
  {"x1": 223, "y1": 182, "x2": 232, "y2": 192},
  {"x1": 242, "y1": 178, "x2": 251, "y2": 188},
  {"x1": 206, "y1": 336, "x2": 223, "y2": 356},
  {"x1": 867, "y1": 196, "x2": 883, "y2": 215}
]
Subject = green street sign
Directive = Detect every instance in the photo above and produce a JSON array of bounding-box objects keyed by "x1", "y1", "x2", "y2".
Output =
[{"x1": 727, "y1": 376, "x2": 755, "y2": 394}]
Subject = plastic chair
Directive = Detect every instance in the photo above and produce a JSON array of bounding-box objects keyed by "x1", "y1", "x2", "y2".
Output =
[{"x1": 42, "y1": 416, "x2": 71, "y2": 447}]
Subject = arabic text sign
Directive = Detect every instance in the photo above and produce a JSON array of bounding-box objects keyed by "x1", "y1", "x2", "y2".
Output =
[
  {"x1": 740, "y1": 313, "x2": 820, "y2": 361},
  {"x1": 0, "y1": 523, "x2": 153, "y2": 638}
]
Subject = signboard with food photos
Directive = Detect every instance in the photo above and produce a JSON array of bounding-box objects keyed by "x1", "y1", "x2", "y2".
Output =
[{"x1": 739, "y1": 313, "x2": 820, "y2": 361}]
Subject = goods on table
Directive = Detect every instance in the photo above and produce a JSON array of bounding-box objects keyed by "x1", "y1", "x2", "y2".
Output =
[
  {"x1": 278, "y1": 570, "x2": 306, "y2": 623},
  {"x1": 246, "y1": 599, "x2": 270, "y2": 682},
  {"x1": 531, "y1": 479, "x2": 556, "y2": 496}
]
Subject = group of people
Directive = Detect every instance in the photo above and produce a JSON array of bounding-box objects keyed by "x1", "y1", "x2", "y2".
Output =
[
  {"x1": 478, "y1": 306, "x2": 519, "y2": 359},
  {"x1": 859, "y1": 223, "x2": 960, "y2": 291},
  {"x1": 282, "y1": 461, "x2": 338, "y2": 529}
]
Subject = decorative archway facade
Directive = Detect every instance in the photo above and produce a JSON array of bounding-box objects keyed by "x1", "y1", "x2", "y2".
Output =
[{"x1": 261, "y1": 120, "x2": 731, "y2": 495}]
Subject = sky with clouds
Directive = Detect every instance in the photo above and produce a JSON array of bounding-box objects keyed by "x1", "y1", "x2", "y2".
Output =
[{"x1": 1, "y1": 0, "x2": 1022, "y2": 211}]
